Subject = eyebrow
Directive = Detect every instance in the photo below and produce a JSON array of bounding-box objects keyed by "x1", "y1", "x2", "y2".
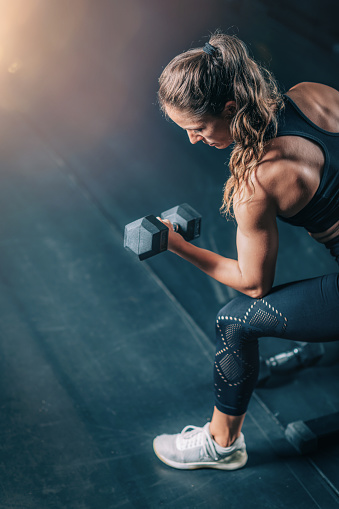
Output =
[
  {"x1": 168, "y1": 116, "x2": 204, "y2": 131},
  {"x1": 181, "y1": 123, "x2": 204, "y2": 131}
]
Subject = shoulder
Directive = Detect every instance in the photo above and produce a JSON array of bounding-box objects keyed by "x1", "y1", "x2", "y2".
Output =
[
  {"x1": 287, "y1": 82, "x2": 339, "y2": 101},
  {"x1": 234, "y1": 176, "x2": 278, "y2": 233},
  {"x1": 235, "y1": 142, "x2": 311, "y2": 220},
  {"x1": 286, "y1": 82, "x2": 339, "y2": 127}
]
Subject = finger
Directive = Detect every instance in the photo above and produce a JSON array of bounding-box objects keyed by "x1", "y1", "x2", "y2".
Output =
[{"x1": 157, "y1": 217, "x2": 174, "y2": 231}]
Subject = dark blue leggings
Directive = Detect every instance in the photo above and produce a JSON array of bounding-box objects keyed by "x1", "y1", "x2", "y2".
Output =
[{"x1": 214, "y1": 239, "x2": 339, "y2": 416}]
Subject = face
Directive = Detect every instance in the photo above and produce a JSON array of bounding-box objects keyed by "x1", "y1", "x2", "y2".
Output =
[{"x1": 165, "y1": 102, "x2": 235, "y2": 149}]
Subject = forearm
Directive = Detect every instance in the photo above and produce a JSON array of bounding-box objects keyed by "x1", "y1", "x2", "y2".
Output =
[{"x1": 171, "y1": 241, "x2": 262, "y2": 297}]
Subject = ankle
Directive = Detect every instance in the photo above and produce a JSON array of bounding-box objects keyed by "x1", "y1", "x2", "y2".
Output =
[
  {"x1": 210, "y1": 429, "x2": 238, "y2": 448},
  {"x1": 209, "y1": 407, "x2": 246, "y2": 448}
]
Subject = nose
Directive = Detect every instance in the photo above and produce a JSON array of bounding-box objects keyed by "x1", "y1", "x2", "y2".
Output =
[{"x1": 187, "y1": 130, "x2": 203, "y2": 144}]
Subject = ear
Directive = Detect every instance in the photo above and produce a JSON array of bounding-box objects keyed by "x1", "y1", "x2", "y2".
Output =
[{"x1": 222, "y1": 101, "x2": 237, "y2": 118}]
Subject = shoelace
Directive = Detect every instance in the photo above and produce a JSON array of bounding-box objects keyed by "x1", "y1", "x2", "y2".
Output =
[{"x1": 178, "y1": 425, "x2": 219, "y2": 461}]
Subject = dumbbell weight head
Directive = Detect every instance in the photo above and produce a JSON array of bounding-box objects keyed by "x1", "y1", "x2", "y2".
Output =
[
  {"x1": 124, "y1": 215, "x2": 169, "y2": 260},
  {"x1": 161, "y1": 203, "x2": 201, "y2": 241}
]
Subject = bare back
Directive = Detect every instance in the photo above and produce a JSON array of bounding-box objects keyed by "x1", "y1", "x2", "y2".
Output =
[{"x1": 257, "y1": 82, "x2": 339, "y2": 218}]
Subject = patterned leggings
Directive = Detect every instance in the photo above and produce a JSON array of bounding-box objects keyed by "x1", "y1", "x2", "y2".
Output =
[{"x1": 214, "y1": 248, "x2": 339, "y2": 416}]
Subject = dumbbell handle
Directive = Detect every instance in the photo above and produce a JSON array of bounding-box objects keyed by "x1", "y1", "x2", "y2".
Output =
[
  {"x1": 160, "y1": 221, "x2": 186, "y2": 239},
  {"x1": 171, "y1": 222, "x2": 180, "y2": 233}
]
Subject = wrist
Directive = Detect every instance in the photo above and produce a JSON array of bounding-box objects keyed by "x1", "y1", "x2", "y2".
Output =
[
  {"x1": 168, "y1": 233, "x2": 187, "y2": 253},
  {"x1": 170, "y1": 236, "x2": 191, "y2": 256}
]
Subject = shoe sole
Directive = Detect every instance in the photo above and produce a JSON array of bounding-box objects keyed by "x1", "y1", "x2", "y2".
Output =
[{"x1": 153, "y1": 441, "x2": 248, "y2": 470}]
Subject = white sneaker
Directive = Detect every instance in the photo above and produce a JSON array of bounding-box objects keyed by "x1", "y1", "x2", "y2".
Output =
[{"x1": 153, "y1": 423, "x2": 248, "y2": 470}]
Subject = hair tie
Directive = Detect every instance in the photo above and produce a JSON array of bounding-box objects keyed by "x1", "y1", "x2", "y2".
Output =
[{"x1": 203, "y1": 42, "x2": 217, "y2": 56}]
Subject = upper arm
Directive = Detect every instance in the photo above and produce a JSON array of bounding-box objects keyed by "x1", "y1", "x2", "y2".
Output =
[{"x1": 234, "y1": 194, "x2": 279, "y2": 298}]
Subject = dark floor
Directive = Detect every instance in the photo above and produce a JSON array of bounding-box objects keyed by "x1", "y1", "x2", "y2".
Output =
[{"x1": 0, "y1": 1, "x2": 338, "y2": 508}]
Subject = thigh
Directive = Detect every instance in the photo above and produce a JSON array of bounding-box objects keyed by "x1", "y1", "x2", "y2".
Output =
[
  {"x1": 267, "y1": 273, "x2": 339, "y2": 342},
  {"x1": 218, "y1": 273, "x2": 339, "y2": 343}
]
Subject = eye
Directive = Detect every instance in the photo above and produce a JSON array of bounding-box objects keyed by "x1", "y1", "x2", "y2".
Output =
[{"x1": 193, "y1": 128, "x2": 203, "y2": 133}]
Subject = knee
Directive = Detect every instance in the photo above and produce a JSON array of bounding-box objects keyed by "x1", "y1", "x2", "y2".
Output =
[
  {"x1": 216, "y1": 295, "x2": 254, "y2": 326},
  {"x1": 215, "y1": 296, "x2": 256, "y2": 350},
  {"x1": 216, "y1": 294, "x2": 288, "y2": 340}
]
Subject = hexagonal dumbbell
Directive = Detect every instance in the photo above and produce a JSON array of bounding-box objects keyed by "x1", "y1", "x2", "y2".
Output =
[{"x1": 124, "y1": 203, "x2": 201, "y2": 260}]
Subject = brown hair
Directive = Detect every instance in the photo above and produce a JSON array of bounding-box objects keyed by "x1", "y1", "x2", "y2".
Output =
[{"x1": 158, "y1": 33, "x2": 283, "y2": 217}]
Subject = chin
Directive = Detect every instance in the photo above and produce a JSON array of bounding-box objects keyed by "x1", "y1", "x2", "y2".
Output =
[{"x1": 220, "y1": 140, "x2": 234, "y2": 149}]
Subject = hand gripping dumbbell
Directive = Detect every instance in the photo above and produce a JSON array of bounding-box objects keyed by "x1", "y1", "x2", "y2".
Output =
[{"x1": 124, "y1": 203, "x2": 202, "y2": 260}]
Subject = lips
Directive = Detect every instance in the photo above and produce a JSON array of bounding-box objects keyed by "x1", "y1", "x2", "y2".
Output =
[{"x1": 203, "y1": 139, "x2": 217, "y2": 147}]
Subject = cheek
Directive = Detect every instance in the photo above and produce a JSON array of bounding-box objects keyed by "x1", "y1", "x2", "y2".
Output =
[{"x1": 214, "y1": 126, "x2": 229, "y2": 140}]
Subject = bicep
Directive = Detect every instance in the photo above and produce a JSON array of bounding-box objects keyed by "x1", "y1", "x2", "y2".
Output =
[{"x1": 235, "y1": 202, "x2": 279, "y2": 296}]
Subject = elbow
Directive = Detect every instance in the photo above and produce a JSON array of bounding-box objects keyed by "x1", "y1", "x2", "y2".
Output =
[
  {"x1": 245, "y1": 283, "x2": 272, "y2": 300},
  {"x1": 247, "y1": 289, "x2": 267, "y2": 300}
]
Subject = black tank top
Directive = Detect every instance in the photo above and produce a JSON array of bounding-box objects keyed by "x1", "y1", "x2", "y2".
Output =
[{"x1": 276, "y1": 95, "x2": 339, "y2": 234}]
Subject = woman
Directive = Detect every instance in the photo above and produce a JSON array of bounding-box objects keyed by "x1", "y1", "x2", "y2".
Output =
[{"x1": 153, "y1": 33, "x2": 339, "y2": 470}]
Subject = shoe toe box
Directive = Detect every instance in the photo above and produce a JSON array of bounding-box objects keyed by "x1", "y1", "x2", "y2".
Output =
[{"x1": 153, "y1": 433, "x2": 182, "y2": 462}]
